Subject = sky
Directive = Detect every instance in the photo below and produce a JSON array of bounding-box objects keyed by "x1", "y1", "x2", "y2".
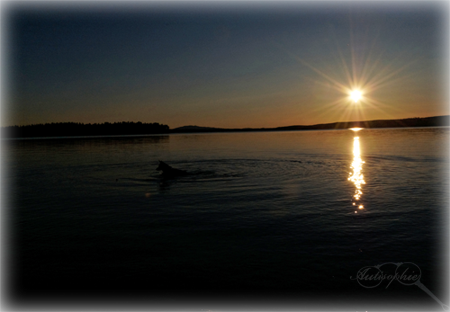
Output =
[{"x1": 3, "y1": 1, "x2": 449, "y2": 128}]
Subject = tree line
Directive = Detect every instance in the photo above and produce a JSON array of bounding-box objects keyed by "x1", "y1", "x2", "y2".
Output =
[{"x1": 2, "y1": 121, "x2": 170, "y2": 138}]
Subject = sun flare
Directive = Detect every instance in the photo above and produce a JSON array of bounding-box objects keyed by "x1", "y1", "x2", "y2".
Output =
[{"x1": 350, "y1": 89, "x2": 363, "y2": 103}]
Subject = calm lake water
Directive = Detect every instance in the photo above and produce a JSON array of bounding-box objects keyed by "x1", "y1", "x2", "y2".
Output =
[{"x1": 4, "y1": 127, "x2": 449, "y2": 310}]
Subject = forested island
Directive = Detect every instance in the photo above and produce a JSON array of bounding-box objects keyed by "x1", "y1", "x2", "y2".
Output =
[
  {"x1": 2, "y1": 121, "x2": 169, "y2": 138},
  {"x1": 1, "y1": 116, "x2": 448, "y2": 138}
]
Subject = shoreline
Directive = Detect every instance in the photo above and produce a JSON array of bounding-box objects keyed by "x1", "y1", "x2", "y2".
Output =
[
  {"x1": 2, "y1": 115, "x2": 448, "y2": 139},
  {"x1": 2, "y1": 125, "x2": 448, "y2": 142}
]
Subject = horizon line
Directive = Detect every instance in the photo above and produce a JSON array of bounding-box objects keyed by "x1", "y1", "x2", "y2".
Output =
[{"x1": 2, "y1": 115, "x2": 449, "y2": 130}]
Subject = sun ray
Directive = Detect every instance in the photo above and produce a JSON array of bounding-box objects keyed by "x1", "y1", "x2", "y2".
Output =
[{"x1": 291, "y1": 55, "x2": 350, "y2": 91}]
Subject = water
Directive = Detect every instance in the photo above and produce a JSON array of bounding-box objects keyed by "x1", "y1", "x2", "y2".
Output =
[{"x1": 4, "y1": 128, "x2": 449, "y2": 310}]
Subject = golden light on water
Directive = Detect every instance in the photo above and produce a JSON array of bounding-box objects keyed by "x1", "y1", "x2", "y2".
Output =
[{"x1": 348, "y1": 135, "x2": 365, "y2": 205}]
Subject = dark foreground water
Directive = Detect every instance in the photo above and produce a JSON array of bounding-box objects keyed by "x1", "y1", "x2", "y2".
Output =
[{"x1": 4, "y1": 127, "x2": 449, "y2": 310}]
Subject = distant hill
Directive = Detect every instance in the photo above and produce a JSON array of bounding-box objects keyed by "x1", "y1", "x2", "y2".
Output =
[
  {"x1": 2, "y1": 121, "x2": 169, "y2": 138},
  {"x1": 171, "y1": 116, "x2": 450, "y2": 134},
  {"x1": 275, "y1": 115, "x2": 450, "y2": 131},
  {"x1": 170, "y1": 125, "x2": 269, "y2": 133},
  {"x1": 171, "y1": 125, "x2": 222, "y2": 132}
]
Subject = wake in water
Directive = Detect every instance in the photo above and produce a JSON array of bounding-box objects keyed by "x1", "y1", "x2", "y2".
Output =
[{"x1": 150, "y1": 158, "x2": 329, "y2": 185}]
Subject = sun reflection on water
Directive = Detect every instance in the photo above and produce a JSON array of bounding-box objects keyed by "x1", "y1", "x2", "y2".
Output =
[{"x1": 348, "y1": 131, "x2": 365, "y2": 209}]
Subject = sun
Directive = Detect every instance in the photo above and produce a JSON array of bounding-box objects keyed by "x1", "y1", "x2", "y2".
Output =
[{"x1": 349, "y1": 89, "x2": 363, "y2": 103}]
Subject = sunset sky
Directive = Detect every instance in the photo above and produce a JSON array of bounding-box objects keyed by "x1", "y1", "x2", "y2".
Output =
[{"x1": 4, "y1": 1, "x2": 449, "y2": 128}]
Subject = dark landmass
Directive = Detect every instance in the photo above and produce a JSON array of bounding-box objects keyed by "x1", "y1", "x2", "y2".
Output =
[
  {"x1": 2, "y1": 121, "x2": 169, "y2": 138},
  {"x1": 172, "y1": 125, "x2": 224, "y2": 132},
  {"x1": 171, "y1": 115, "x2": 449, "y2": 133},
  {"x1": 2, "y1": 116, "x2": 448, "y2": 138}
]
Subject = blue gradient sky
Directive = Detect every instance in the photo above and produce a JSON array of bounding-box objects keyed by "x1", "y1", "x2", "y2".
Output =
[{"x1": 4, "y1": 1, "x2": 448, "y2": 128}]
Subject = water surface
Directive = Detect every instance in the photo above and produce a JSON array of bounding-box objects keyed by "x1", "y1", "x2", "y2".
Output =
[{"x1": 5, "y1": 127, "x2": 449, "y2": 310}]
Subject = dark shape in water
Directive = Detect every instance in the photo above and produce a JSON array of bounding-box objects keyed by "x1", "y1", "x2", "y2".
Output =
[{"x1": 156, "y1": 161, "x2": 188, "y2": 178}]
